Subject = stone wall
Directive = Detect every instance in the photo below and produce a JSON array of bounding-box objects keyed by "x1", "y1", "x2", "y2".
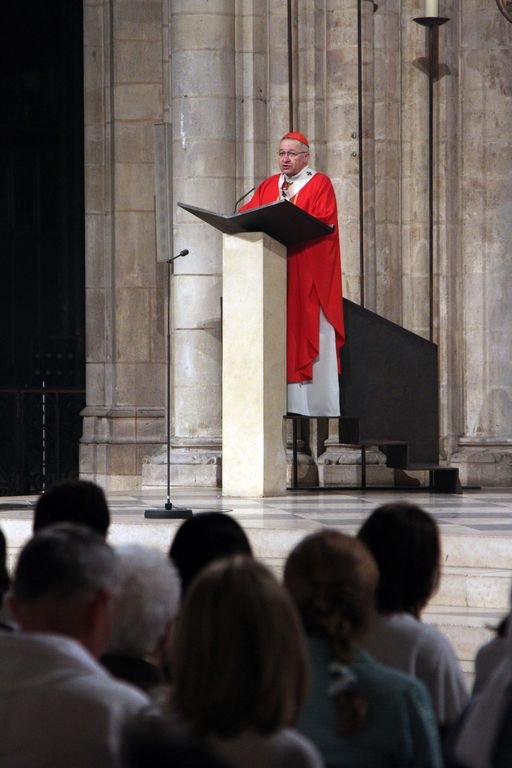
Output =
[
  {"x1": 451, "y1": 0, "x2": 512, "y2": 485},
  {"x1": 82, "y1": 0, "x2": 512, "y2": 489},
  {"x1": 81, "y1": 0, "x2": 167, "y2": 489}
]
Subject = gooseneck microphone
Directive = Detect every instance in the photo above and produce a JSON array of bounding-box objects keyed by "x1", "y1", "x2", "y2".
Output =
[
  {"x1": 233, "y1": 187, "x2": 255, "y2": 213},
  {"x1": 168, "y1": 248, "x2": 189, "y2": 263}
]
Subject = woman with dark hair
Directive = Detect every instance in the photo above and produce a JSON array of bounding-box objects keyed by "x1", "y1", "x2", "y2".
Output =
[
  {"x1": 284, "y1": 529, "x2": 442, "y2": 767},
  {"x1": 33, "y1": 479, "x2": 110, "y2": 537},
  {"x1": 169, "y1": 556, "x2": 322, "y2": 768},
  {"x1": 358, "y1": 502, "x2": 468, "y2": 730},
  {"x1": 169, "y1": 512, "x2": 252, "y2": 595}
]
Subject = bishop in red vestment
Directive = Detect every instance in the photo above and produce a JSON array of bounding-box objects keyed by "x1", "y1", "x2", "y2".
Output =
[{"x1": 240, "y1": 132, "x2": 345, "y2": 416}]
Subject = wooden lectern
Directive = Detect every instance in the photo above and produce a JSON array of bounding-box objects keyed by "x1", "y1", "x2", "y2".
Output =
[{"x1": 178, "y1": 200, "x2": 333, "y2": 497}]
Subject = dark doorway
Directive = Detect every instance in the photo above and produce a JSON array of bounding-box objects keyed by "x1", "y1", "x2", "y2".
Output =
[{"x1": 0, "y1": 1, "x2": 85, "y2": 494}]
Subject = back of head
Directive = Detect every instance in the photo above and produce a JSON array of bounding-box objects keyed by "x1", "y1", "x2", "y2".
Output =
[
  {"x1": 12, "y1": 523, "x2": 118, "y2": 639},
  {"x1": 169, "y1": 512, "x2": 252, "y2": 594},
  {"x1": 33, "y1": 479, "x2": 110, "y2": 537},
  {"x1": 357, "y1": 502, "x2": 441, "y2": 616},
  {"x1": 0, "y1": 526, "x2": 9, "y2": 601},
  {"x1": 172, "y1": 555, "x2": 308, "y2": 737},
  {"x1": 284, "y1": 529, "x2": 378, "y2": 657},
  {"x1": 107, "y1": 544, "x2": 181, "y2": 658},
  {"x1": 284, "y1": 530, "x2": 377, "y2": 737}
]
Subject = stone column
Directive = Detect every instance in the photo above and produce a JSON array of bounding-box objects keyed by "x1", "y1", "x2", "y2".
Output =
[
  {"x1": 235, "y1": 3, "x2": 269, "y2": 187},
  {"x1": 435, "y1": 4, "x2": 463, "y2": 460},
  {"x1": 296, "y1": 1, "x2": 380, "y2": 484},
  {"x1": 143, "y1": 0, "x2": 236, "y2": 486},
  {"x1": 400, "y1": 3, "x2": 430, "y2": 341},
  {"x1": 452, "y1": 1, "x2": 512, "y2": 485},
  {"x1": 374, "y1": 0, "x2": 402, "y2": 322},
  {"x1": 272, "y1": 0, "x2": 364, "y2": 276},
  {"x1": 81, "y1": 0, "x2": 166, "y2": 489}
]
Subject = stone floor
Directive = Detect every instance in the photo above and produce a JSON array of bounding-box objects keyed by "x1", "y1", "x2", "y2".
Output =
[{"x1": 2, "y1": 484, "x2": 512, "y2": 685}]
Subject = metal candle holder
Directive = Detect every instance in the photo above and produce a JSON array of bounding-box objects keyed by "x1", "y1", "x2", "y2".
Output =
[{"x1": 413, "y1": 15, "x2": 450, "y2": 341}]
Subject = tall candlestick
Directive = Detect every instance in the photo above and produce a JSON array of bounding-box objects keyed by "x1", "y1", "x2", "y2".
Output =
[{"x1": 424, "y1": 0, "x2": 439, "y2": 16}]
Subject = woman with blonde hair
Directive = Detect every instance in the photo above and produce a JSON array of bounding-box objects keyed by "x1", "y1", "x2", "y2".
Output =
[
  {"x1": 284, "y1": 529, "x2": 442, "y2": 768},
  {"x1": 169, "y1": 555, "x2": 322, "y2": 768}
]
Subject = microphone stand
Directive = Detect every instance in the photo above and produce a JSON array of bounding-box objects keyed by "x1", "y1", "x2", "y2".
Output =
[{"x1": 145, "y1": 249, "x2": 193, "y2": 519}]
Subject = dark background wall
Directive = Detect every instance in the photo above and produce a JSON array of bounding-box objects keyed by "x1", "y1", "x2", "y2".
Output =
[{"x1": 0, "y1": 1, "x2": 85, "y2": 494}]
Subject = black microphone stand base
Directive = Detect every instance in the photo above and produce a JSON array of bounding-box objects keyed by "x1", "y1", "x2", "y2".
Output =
[{"x1": 144, "y1": 500, "x2": 193, "y2": 519}]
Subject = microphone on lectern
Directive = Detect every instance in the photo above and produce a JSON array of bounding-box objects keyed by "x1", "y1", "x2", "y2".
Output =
[
  {"x1": 233, "y1": 187, "x2": 255, "y2": 214},
  {"x1": 168, "y1": 248, "x2": 189, "y2": 263}
]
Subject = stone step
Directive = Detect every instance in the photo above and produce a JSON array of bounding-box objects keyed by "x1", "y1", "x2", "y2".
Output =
[
  {"x1": 262, "y1": 561, "x2": 512, "y2": 614},
  {"x1": 2, "y1": 514, "x2": 510, "y2": 689},
  {"x1": 423, "y1": 606, "x2": 502, "y2": 659},
  {"x1": 432, "y1": 566, "x2": 511, "y2": 611},
  {"x1": 248, "y1": 528, "x2": 511, "y2": 688},
  {"x1": 5, "y1": 520, "x2": 512, "y2": 605},
  {"x1": 442, "y1": 532, "x2": 512, "y2": 569},
  {"x1": 249, "y1": 535, "x2": 512, "y2": 611}
]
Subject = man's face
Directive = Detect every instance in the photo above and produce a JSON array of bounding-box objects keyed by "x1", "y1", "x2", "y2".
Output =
[{"x1": 278, "y1": 139, "x2": 310, "y2": 177}]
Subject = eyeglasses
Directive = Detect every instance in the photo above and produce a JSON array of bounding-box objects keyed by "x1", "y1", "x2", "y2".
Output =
[{"x1": 277, "y1": 151, "x2": 308, "y2": 158}]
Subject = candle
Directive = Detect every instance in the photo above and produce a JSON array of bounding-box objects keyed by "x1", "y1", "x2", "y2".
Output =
[{"x1": 424, "y1": 0, "x2": 439, "y2": 16}]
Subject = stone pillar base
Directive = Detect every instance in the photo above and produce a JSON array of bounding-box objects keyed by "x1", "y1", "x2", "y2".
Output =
[
  {"x1": 286, "y1": 450, "x2": 318, "y2": 487},
  {"x1": 141, "y1": 440, "x2": 222, "y2": 488},
  {"x1": 318, "y1": 445, "x2": 395, "y2": 487},
  {"x1": 79, "y1": 406, "x2": 165, "y2": 491},
  {"x1": 451, "y1": 444, "x2": 512, "y2": 487}
]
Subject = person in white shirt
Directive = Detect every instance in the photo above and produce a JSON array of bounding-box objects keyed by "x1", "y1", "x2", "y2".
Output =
[
  {"x1": 473, "y1": 613, "x2": 509, "y2": 695},
  {"x1": 453, "y1": 607, "x2": 512, "y2": 768},
  {"x1": 0, "y1": 523, "x2": 149, "y2": 768},
  {"x1": 358, "y1": 502, "x2": 469, "y2": 731}
]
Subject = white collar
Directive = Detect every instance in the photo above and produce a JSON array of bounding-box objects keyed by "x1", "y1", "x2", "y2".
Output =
[{"x1": 281, "y1": 165, "x2": 315, "y2": 183}]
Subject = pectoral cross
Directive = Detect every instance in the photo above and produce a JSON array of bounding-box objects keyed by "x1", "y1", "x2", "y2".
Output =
[{"x1": 281, "y1": 179, "x2": 291, "y2": 198}]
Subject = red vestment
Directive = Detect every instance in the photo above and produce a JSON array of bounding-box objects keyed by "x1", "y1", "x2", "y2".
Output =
[{"x1": 240, "y1": 172, "x2": 345, "y2": 383}]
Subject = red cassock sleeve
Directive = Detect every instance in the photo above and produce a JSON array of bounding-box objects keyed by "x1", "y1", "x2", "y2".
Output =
[{"x1": 240, "y1": 173, "x2": 345, "y2": 383}]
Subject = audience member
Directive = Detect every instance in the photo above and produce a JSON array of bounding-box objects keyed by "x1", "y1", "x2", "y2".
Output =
[
  {"x1": 169, "y1": 555, "x2": 323, "y2": 767},
  {"x1": 445, "y1": 590, "x2": 512, "y2": 766},
  {"x1": 0, "y1": 524, "x2": 149, "y2": 768},
  {"x1": 358, "y1": 502, "x2": 469, "y2": 730},
  {"x1": 451, "y1": 624, "x2": 512, "y2": 768},
  {"x1": 102, "y1": 544, "x2": 181, "y2": 698},
  {"x1": 284, "y1": 529, "x2": 442, "y2": 767},
  {"x1": 169, "y1": 511, "x2": 252, "y2": 594},
  {"x1": 33, "y1": 478, "x2": 110, "y2": 536},
  {"x1": 0, "y1": 526, "x2": 14, "y2": 631},
  {"x1": 121, "y1": 709, "x2": 231, "y2": 768},
  {"x1": 0, "y1": 526, "x2": 8, "y2": 595},
  {"x1": 473, "y1": 613, "x2": 509, "y2": 695}
]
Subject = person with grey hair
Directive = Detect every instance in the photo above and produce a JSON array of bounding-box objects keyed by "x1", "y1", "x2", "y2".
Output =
[
  {"x1": 102, "y1": 544, "x2": 181, "y2": 695},
  {"x1": 0, "y1": 524, "x2": 149, "y2": 768}
]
